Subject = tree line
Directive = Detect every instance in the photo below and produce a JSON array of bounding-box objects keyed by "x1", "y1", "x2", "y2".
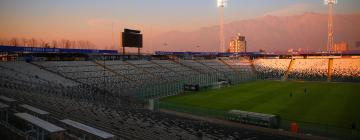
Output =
[{"x1": 0, "y1": 37, "x2": 97, "y2": 49}]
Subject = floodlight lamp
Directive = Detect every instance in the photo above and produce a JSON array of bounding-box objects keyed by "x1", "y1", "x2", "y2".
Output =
[
  {"x1": 324, "y1": 0, "x2": 337, "y2": 5},
  {"x1": 217, "y1": 0, "x2": 227, "y2": 8}
]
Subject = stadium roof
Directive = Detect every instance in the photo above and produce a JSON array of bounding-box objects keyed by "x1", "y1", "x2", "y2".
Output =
[
  {"x1": 0, "y1": 45, "x2": 118, "y2": 54},
  {"x1": 154, "y1": 51, "x2": 259, "y2": 56},
  {"x1": 155, "y1": 51, "x2": 360, "y2": 56}
]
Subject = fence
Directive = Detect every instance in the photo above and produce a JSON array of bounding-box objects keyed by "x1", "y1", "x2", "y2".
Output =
[
  {"x1": 134, "y1": 72, "x2": 257, "y2": 100},
  {"x1": 134, "y1": 81, "x2": 184, "y2": 100},
  {"x1": 157, "y1": 101, "x2": 360, "y2": 140},
  {"x1": 157, "y1": 101, "x2": 227, "y2": 119}
]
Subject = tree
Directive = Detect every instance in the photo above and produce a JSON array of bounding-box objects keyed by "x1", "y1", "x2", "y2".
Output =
[
  {"x1": 64, "y1": 40, "x2": 71, "y2": 49},
  {"x1": 29, "y1": 38, "x2": 37, "y2": 47},
  {"x1": 59, "y1": 39, "x2": 67, "y2": 48},
  {"x1": 10, "y1": 38, "x2": 19, "y2": 46},
  {"x1": 51, "y1": 40, "x2": 58, "y2": 48},
  {"x1": 0, "y1": 37, "x2": 97, "y2": 49},
  {"x1": 21, "y1": 38, "x2": 28, "y2": 47},
  {"x1": 70, "y1": 40, "x2": 76, "y2": 49},
  {"x1": 39, "y1": 39, "x2": 47, "y2": 48},
  {"x1": 0, "y1": 38, "x2": 5, "y2": 45}
]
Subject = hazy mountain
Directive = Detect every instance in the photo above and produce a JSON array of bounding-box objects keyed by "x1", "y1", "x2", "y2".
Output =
[{"x1": 150, "y1": 12, "x2": 360, "y2": 52}]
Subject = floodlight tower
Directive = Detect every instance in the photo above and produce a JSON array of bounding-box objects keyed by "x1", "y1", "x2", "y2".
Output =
[
  {"x1": 218, "y1": 0, "x2": 227, "y2": 53},
  {"x1": 325, "y1": 0, "x2": 337, "y2": 52}
]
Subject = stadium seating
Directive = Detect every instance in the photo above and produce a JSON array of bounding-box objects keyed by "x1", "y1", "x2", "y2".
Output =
[
  {"x1": 126, "y1": 60, "x2": 180, "y2": 81},
  {"x1": 196, "y1": 59, "x2": 234, "y2": 73},
  {"x1": 101, "y1": 60, "x2": 154, "y2": 82},
  {"x1": 2, "y1": 58, "x2": 359, "y2": 99},
  {"x1": 221, "y1": 58, "x2": 254, "y2": 73},
  {"x1": 332, "y1": 58, "x2": 360, "y2": 82},
  {"x1": 0, "y1": 61, "x2": 78, "y2": 86},
  {"x1": 152, "y1": 60, "x2": 199, "y2": 77},
  {"x1": 288, "y1": 59, "x2": 328, "y2": 81},
  {"x1": 177, "y1": 60, "x2": 218, "y2": 74},
  {"x1": 254, "y1": 59, "x2": 291, "y2": 80},
  {"x1": 1, "y1": 58, "x2": 359, "y2": 140},
  {"x1": 34, "y1": 61, "x2": 136, "y2": 96},
  {"x1": 0, "y1": 62, "x2": 52, "y2": 86},
  {"x1": 0, "y1": 86, "x2": 283, "y2": 140}
]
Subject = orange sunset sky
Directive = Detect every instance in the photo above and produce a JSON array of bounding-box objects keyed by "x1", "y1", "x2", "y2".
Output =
[{"x1": 1, "y1": 0, "x2": 360, "y2": 52}]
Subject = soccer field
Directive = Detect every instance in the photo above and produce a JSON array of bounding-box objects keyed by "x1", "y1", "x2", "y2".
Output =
[{"x1": 162, "y1": 80, "x2": 360, "y2": 128}]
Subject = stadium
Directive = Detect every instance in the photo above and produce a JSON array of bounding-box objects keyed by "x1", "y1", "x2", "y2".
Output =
[
  {"x1": 0, "y1": 45, "x2": 359, "y2": 140},
  {"x1": 1, "y1": 0, "x2": 360, "y2": 140}
]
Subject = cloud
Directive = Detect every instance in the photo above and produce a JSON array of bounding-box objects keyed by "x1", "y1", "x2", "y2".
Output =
[{"x1": 264, "y1": 4, "x2": 311, "y2": 17}]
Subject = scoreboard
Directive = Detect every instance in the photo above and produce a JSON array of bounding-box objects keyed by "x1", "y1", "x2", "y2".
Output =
[{"x1": 121, "y1": 29, "x2": 143, "y2": 48}]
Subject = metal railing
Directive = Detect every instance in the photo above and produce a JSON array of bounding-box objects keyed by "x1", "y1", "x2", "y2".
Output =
[{"x1": 134, "y1": 73, "x2": 256, "y2": 100}]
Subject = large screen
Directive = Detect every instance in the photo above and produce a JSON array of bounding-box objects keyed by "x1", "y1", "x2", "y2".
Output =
[{"x1": 122, "y1": 31, "x2": 143, "y2": 48}]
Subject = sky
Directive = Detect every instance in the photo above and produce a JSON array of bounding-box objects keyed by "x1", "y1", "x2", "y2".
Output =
[{"x1": 0, "y1": 0, "x2": 359, "y2": 51}]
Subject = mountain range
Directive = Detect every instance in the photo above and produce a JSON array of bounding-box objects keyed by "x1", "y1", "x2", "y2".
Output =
[{"x1": 149, "y1": 12, "x2": 360, "y2": 52}]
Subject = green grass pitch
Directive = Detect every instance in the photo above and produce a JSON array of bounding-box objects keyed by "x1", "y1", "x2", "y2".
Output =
[{"x1": 162, "y1": 80, "x2": 360, "y2": 128}]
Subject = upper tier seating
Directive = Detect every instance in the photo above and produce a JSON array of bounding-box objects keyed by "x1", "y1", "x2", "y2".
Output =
[{"x1": 0, "y1": 61, "x2": 78, "y2": 87}]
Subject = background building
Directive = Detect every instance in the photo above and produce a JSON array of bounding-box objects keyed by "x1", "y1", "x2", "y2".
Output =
[{"x1": 229, "y1": 34, "x2": 247, "y2": 53}]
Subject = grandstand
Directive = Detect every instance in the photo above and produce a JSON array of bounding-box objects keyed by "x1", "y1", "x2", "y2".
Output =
[
  {"x1": 288, "y1": 59, "x2": 328, "y2": 81},
  {"x1": 254, "y1": 58, "x2": 291, "y2": 79},
  {"x1": 0, "y1": 49, "x2": 359, "y2": 139},
  {"x1": 152, "y1": 60, "x2": 200, "y2": 78},
  {"x1": 333, "y1": 58, "x2": 360, "y2": 82}
]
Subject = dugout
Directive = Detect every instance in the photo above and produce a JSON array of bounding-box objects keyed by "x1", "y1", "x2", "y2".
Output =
[
  {"x1": 60, "y1": 119, "x2": 115, "y2": 140},
  {"x1": 13, "y1": 113, "x2": 65, "y2": 140},
  {"x1": 19, "y1": 104, "x2": 50, "y2": 120},
  {"x1": 0, "y1": 95, "x2": 17, "y2": 108},
  {"x1": 184, "y1": 81, "x2": 229, "y2": 91},
  {"x1": 0, "y1": 102, "x2": 10, "y2": 123},
  {"x1": 226, "y1": 110, "x2": 281, "y2": 128},
  {"x1": 184, "y1": 84, "x2": 200, "y2": 91}
]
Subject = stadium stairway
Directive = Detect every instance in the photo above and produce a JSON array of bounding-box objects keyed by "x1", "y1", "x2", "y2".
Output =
[
  {"x1": 30, "y1": 61, "x2": 90, "y2": 85},
  {"x1": 219, "y1": 59, "x2": 238, "y2": 72},
  {"x1": 218, "y1": 58, "x2": 240, "y2": 74},
  {"x1": 283, "y1": 59, "x2": 295, "y2": 80},
  {"x1": 327, "y1": 58, "x2": 334, "y2": 82},
  {"x1": 249, "y1": 59, "x2": 258, "y2": 76},
  {"x1": 92, "y1": 60, "x2": 135, "y2": 82},
  {"x1": 149, "y1": 60, "x2": 186, "y2": 77},
  {"x1": 122, "y1": 60, "x2": 162, "y2": 81},
  {"x1": 192, "y1": 59, "x2": 220, "y2": 74},
  {"x1": 28, "y1": 62, "x2": 80, "y2": 85},
  {"x1": 170, "y1": 59, "x2": 204, "y2": 74}
]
